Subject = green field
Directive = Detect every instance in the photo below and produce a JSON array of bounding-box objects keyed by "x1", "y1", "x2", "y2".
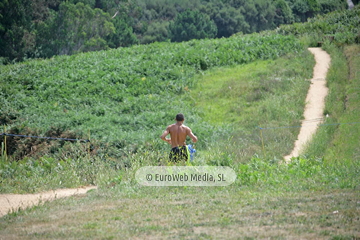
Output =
[
  {"x1": 1, "y1": 6, "x2": 360, "y2": 239},
  {"x1": 0, "y1": 33, "x2": 302, "y2": 161}
]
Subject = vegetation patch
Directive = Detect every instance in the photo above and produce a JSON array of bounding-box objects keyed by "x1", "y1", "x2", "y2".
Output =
[
  {"x1": 191, "y1": 50, "x2": 313, "y2": 164},
  {"x1": 0, "y1": 6, "x2": 360, "y2": 239},
  {"x1": 0, "y1": 33, "x2": 302, "y2": 161},
  {"x1": 0, "y1": 156, "x2": 359, "y2": 239}
]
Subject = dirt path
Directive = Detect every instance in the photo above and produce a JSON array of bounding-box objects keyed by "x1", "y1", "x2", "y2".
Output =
[
  {"x1": 284, "y1": 48, "x2": 331, "y2": 161},
  {"x1": 0, "y1": 186, "x2": 97, "y2": 217}
]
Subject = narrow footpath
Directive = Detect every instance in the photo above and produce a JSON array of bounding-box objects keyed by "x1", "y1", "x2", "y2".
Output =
[
  {"x1": 284, "y1": 47, "x2": 331, "y2": 161},
  {"x1": 0, "y1": 186, "x2": 97, "y2": 217}
]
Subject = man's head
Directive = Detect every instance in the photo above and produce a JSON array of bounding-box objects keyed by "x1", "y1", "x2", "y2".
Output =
[{"x1": 175, "y1": 113, "x2": 185, "y2": 122}]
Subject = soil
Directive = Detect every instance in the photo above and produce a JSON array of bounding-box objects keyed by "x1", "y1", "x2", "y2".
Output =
[
  {"x1": 0, "y1": 186, "x2": 97, "y2": 217},
  {"x1": 284, "y1": 48, "x2": 331, "y2": 161}
]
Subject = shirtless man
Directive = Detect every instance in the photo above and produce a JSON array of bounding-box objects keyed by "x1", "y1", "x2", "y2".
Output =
[{"x1": 160, "y1": 113, "x2": 198, "y2": 162}]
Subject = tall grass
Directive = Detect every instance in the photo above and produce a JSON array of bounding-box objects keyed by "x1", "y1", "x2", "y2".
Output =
[{"x1": 190, "y1": 49, "x2": 314, "y2": 164}]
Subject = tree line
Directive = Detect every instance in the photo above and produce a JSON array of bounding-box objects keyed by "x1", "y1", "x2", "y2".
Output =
[{"x1": 0, "y1": 0, "x2": 357, "y2": 62}]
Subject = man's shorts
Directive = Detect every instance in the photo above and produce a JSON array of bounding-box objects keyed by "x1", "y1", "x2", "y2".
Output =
[{"x1": 169, "y1": 146, "x2": 190, "y2": 162}]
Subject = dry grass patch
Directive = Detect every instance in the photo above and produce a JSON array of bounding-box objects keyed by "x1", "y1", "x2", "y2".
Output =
[{"x1": 1, "y1": 186, "x2": 359, "y2": 239}]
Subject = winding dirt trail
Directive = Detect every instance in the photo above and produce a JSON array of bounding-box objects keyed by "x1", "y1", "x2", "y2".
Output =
[
  {"x1": 0, "y1": 186, "x2": 97, "y2": 217},
  {"x1": 284, "y1": 48, "x2": 331, "y2": 161}
]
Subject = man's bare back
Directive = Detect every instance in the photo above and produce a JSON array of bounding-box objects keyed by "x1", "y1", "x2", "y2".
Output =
[
  {"x1": 160, "y1": 114, "x2": 197, "y2": 148},
  {"x1": 163, "y1": 123, "x2": 196, "y2": 148}
]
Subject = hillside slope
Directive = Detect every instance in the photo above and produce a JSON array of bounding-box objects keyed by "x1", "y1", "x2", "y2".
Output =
[{"x1": 0, "y1": 33, "x2": 302, "y2": 161}]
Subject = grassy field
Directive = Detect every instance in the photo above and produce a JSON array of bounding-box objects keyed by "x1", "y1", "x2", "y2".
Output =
[
  {"x1": 1, "y1": 7, "x2": 360, "y2": 239},
  {"x1": 1, "y1": 46, "x2": 359, "y2": 239},
  {"x1": 190, "y1": 50, "x2": 314, "y2": 164},
  {"x1": 0, "y1": 32, "x2": 301, "y2": 162},
  {"x1": 0, "y1": 48, "x2": 314, "y2": 193},
  {"x1": 0, "y1": 158, "x2": 359, "y2": 239}
]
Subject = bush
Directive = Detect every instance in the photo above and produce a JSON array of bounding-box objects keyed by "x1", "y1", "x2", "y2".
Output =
[{"x1": 169, "y1": 10, "x2": 217, "y2": 42}]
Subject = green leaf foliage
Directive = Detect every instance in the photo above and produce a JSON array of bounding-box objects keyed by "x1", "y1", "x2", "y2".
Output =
[
  {"x1": 0, "y1": 0, "x2": 354, "y2": 61},
  {"x1": 201, "y1": 1, "x2": 249, "y2": 38},
  {"x1": 0, "y1": 33, "x2": 302, "y2": 160},
  {"x1": 274, "y1": 0, "x2": 295, "y2": 25},
  {"x1": 169, "y1": 9, "x2": 217, "y2": 42},
  {"x1": 37, "y1": 2, "x2": 115, "y2": 56},
  {"x1": 278, "y1": 5, "x2": 360, "y2": 46},
  {"x1": 0, "y1": 0, "x2": 33, "y2": 60}
]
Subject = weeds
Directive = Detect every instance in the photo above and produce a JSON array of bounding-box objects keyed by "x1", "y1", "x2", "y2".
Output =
[
  {"x1": 191, "y1": 50, "x2": 314, "y2": 163},
  {"x1": 0, "y1": 154, "x2": 359, "y2": 239},
  {"x1": 1, "y1": 7, "x2": 360, "y2": 240},
  {"x1": 0, "y1": 33, "x2": 302, "y2": 161}
]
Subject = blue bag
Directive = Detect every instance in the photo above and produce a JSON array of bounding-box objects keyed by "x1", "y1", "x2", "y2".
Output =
[{"x1": 187, "y1": 144, "x2": 196, "y2": 161}]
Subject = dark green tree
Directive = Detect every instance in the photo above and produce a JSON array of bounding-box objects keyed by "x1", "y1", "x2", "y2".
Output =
[
  {"x1": 169, "y1": 9, "x2": 217, "y2": 42},
  {"x1": 201, "y1": 1, "x2": 249, "y2": 38},
  {"x1": 288, "y1": 0, "x2": 321, "y2": 22},
  {"x1": 37, "y1": 2, "x2": 115, "y2": 56},
  {"x1": 68, "y1": 0, "x2": 96, "y2": 8},
  {"x1": 0, "y1": 0, "x2": 33, "y2": 61},
  {"x1": 106, "y1": 15, "x2": 138, "y2": 48},
  {"x1": 318, "y1": 0, "x2": 347, "y2": 13},
  {"x1": 213, "y1": 7, "x2": 245, "y2": 37},
  {"x1": 140, "y1": 21, "x2": 169, "y2": 44},
  {"x1": 242, "y1": 0, "x2": 276, "y2": 32},
  {"x1": 2, "y1": 0, "x2": 358, "y2": 62},
  {"x1": 274, "y1": 0, "x2": 294, "y2": 26}
]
